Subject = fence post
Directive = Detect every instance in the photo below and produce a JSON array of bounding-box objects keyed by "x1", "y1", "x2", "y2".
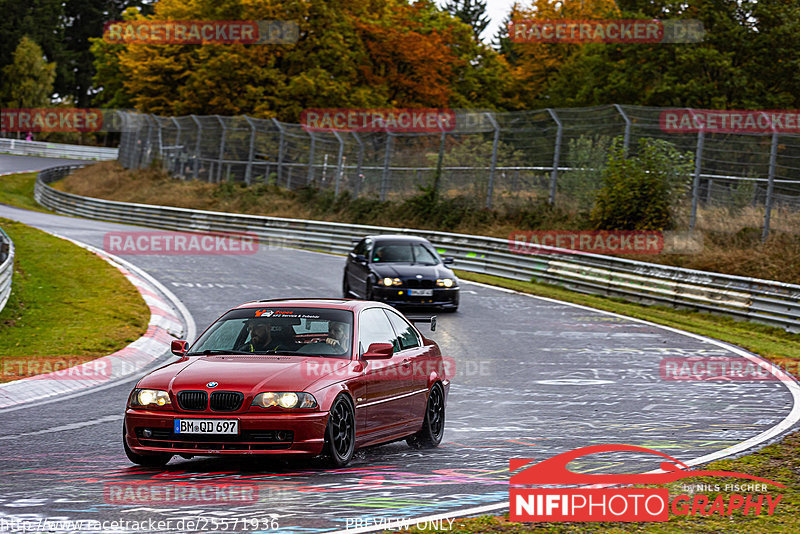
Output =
[
  {"x1": 151, "y1": 115, "x2": 163, "y2": 164},
  {"x1": 381, "y1": 132, "x2": 394, "y2": 201},
  {"x1": 333, "y1": 130, "x2": 344, "y2": 197},
  {"x1": 191, "y1": 115, "x2": 202, "y2": 180},
  {"x1": 485, "y1": 112, "x2": 500, "y2": 209},
  {"x1": 244, "y1": 116, "x2": 256, "y2": 186},
  {"x1": 689, "y1": 109, "x2": 704, "y2": 231},
  {"x1": 762, "y1": 130, "x2": 779, "y2": 242},
  {"x1": 272, "y1": 118, "x2": 286, "y2": 186},
  {"x1": 137, "y1": 116, "x2": 151, "y2": 168},
  {"x1": 432, "y1": 123, "x2": 446, "y2": 197},
  {"x1": 170, "y1": 117, "x2": 182, "y2": 178},
  {"x1": 614, "y1": 104, "x2": 631, "y2": 153},
  {"x1": 546, "y1": 108, "x2": 562, "y2": 206},
  {"x1": 306, "y1": 130, "x2": 316, "y2": 185},
  {"x1": 215, "y1": 116, "x2": 227, "y2": 183},
  {"x1": 352, "y1": 132, "x2": 364, "y2": 198}
]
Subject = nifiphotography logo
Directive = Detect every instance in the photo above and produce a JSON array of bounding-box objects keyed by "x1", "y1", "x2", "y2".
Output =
[{"x1": 510, "y1": 444, "x2": 784, "y2": 522}]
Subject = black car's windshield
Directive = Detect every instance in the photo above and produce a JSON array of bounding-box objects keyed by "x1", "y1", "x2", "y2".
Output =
[
  {"x1": 188, "y1": 307, "x2": 354, "y2": 359},
  {"x1": 371, "y1": 243, "x2": 438, "y2": 265}
]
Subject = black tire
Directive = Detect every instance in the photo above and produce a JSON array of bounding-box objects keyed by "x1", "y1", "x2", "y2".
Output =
[
  {"x1": 365, "y1": 280, "x2": 374, "y2": 301},
  {"x1": 323, "y1": 395, "x2": 356, "y2": 467},
  {"x1": 407, "y1": 382, "x2": 445, "y2": 449},
  {"x1": 123, "y1": 426, "x2": 172, "y2": 467},
  {"x1": 342, "y1": 275, "x2": 351, "y2": 298}
]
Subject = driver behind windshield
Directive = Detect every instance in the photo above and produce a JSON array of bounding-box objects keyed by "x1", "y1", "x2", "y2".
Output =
[
  {"x1": 238, "y1": 318, "x2": 272, "y2": 352},
  {"x1": 237, "y1": 319, "x2": 302, "y2": 353}
]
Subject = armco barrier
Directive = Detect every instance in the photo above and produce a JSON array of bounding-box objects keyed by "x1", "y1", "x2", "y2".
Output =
[
  {"x1": 0, "y1": 226, "x2": 14, "y2": 314},
  {"x1": 35, "y1": 165, "x2": 800, "y2": 333},
  {"x1": 0, "y1": 138, "x2": 117, "y2": 161}
]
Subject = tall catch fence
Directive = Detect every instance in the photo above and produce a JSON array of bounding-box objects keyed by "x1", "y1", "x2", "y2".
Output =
[{"x1": 117, "y1": 105, "x2": 800, "y2": 239}]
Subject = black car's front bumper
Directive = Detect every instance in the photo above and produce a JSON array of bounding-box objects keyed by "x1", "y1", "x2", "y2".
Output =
[{"x1": 372, "y1": 286, "x2": 459, "y2": 308}]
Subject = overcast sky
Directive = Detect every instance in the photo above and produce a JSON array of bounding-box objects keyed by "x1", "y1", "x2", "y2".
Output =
[{"x1": 436, "y1": 0, "x2": 519, "y2": 43}]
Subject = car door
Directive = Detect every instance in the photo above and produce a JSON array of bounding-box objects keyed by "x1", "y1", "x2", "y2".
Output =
[
  {"x1": 358, "y1": 307, "x2": 415, "y2": 438},
  {"x1": 383, "y1": 309, "x2": 429, "y2": 421},
  {"x1": 347, "y1": 238, "x2": 371, "y2": 296}
]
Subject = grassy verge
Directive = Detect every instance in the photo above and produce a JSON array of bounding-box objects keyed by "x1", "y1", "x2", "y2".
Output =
[
  {"x1": 0, "y1": 171, "x2": 51, "y2": 213},
  {"x1": 0, "y1": 218, "x2": 150, "y2": 382},
  {"x1": 412, "y1": 270, "x2": 800, "y2": 533}
]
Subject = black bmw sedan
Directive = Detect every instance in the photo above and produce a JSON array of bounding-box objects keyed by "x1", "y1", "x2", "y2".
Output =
[{"x1": 343, "y1": 235, "x2": 459, "y2": 311}]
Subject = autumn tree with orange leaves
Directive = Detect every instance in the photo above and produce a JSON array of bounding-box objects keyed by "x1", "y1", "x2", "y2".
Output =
[
  {"x1": 92, "y1": 0, "x2": 510, "y2": 119},
  {"x1": 502, "y1": 0, "x2": 620, "y2": 109}
]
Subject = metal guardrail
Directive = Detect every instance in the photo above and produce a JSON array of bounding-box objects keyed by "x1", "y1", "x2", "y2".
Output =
[
  {"x1": 0, "y1": 226, "x2": 14, "y2": 314},
  {"x1": 0, "y1": 138, "x2": 118, "y2": 161},
  {"x1": 35, "y1": 165, "x2": 800, "y2": 333}
]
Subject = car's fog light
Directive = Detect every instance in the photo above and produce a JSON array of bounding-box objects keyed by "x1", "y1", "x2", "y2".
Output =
[{"x1": 142, "y1": 429, "x2": 152, "y2": 438}]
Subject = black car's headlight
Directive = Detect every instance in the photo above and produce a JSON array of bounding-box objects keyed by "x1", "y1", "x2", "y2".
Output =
[
  {"x1": 381, "y1": 277, "x2": 402, "y2": 286},
  {"x1": 437, "y1": 278, "x2": 456, "y2": 288},
  {"x1": 252, "y1": 392, "x2": 318, "y2": 409},
  {"x1": 130, "y1": 388, "x2": 172, "y2": 408}
]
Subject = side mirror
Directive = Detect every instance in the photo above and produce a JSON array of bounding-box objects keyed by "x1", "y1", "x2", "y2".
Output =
[
  {"x1": 171, "y1": 340, "x2": 188, "y2": 356},
  {"x1": 362, "y1": 342, "x2": 393, "y2": 360},
  {"x1": 408, "y1": 314, "x2": 437, "y2": 332},
  {"x1": 442, "y1": 257, "x2": 455, "y2": 265},
  {"x1": 351, "y1": 253, "x2": 368, "y2": 264}
]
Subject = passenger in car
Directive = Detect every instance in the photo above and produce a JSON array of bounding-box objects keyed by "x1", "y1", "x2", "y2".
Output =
[{"x1": 325, "y1": 321, "x2": 351, "y2": 353}]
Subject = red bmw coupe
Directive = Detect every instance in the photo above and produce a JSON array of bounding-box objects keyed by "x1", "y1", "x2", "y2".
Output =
[{"x1": 123, "y1": 298, "x2": 448, "y2": 467}]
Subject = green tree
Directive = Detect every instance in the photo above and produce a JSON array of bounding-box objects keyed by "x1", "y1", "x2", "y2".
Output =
[
  {"x1": 1, "y1": 36, "x2": 56, "y2": 108},
  {"x1": 443, "y1": 0, "x2": 490, "y2": 40},
  {"x1": 0, "y1": 0, "x2": 63, "y2": 95}
]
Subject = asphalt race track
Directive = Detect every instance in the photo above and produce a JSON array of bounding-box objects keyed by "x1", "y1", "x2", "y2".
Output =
[
  {"x1": 0, "y1": 155, "x2": 798, "y2": 533},
  {"x1": 0, "y1": 154, "x2": 86, "y2": 174}
]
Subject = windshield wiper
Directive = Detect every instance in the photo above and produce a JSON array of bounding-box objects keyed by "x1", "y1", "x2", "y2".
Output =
[{"x1": 186, "y1": 349, "x2": 252, "y2": 356}]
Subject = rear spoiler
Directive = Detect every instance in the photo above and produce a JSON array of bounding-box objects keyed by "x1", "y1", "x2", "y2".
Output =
[{"x1": 407, "y1": 314, "x2": 437, "y2": 332}]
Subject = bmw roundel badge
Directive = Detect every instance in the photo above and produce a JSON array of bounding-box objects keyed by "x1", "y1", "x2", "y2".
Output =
[{"x1": 206, "y1": 381, "x2": 218, "y2": 388}]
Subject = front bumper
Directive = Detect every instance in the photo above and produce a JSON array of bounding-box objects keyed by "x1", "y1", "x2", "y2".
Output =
[
  {"x1": 372, "y1": 286, "x2": 459, "y2": 308},
  {"x1": 124, "y1": 409, "x2": 328, "y2": 456}
]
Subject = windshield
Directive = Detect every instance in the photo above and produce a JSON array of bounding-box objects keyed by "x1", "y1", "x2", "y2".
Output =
[
  {"x1": 188, "y1": 307, "x2": 354, "y2": 359},
  {"x1": 371, "y1": 243, "x2": 439, "y2": 265}
]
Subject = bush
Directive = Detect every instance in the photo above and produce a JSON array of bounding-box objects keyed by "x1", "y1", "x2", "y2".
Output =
[
  {"x1": 559, "y1": 134, "x2": 612, "y2": 211},
  {"x1": 590, "y1": 137, "x2": 693, "y2": 230}
]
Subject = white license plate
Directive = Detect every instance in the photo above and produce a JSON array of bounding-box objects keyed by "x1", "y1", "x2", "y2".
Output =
[
  {"x1": 408, "y1": 289, "x2": 433, "y2": 296},
  {"x1": 174, "y1": 419, "x2": 238, "y2": 435}
]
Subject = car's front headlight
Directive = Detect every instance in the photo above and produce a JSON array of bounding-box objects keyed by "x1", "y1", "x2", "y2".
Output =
[
  {"x1": 381, "y1": 277, "x2": 402, "y2": 286},
  {"x1": 131, "y1": 388, "x2": 171, "y2": 407},
  {"x1": 252, "y1": 392, "x2": 318, "y2": 409},
  {"x1": 437, "y1": 278, "x2": 455, "y2": 288}
]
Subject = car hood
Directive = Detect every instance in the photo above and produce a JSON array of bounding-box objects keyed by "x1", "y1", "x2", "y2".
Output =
[
  {"x1": 371, "y1": 263, "x2": 454, "y2": 279},
  {"x1": 141, "y1": 355, "x2": 351, "y2": 394}
]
